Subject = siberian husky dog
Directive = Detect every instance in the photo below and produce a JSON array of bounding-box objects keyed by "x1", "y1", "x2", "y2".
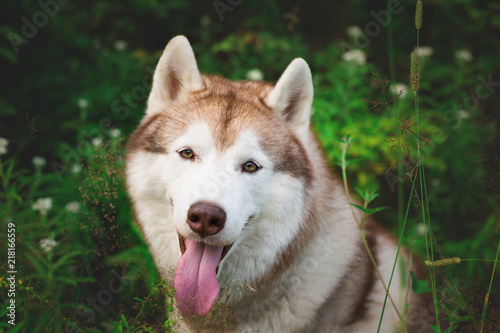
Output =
[{"x1": 126, "y1": 36, "x2": 435, "y2": 332}]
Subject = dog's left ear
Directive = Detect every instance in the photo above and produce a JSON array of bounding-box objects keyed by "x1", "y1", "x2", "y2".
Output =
[
  {"x1": 266, "y1": 58, "x2": 313, "y2": 141},
  {"x1": 147, "y1": 35, "x2": 203, "y2": 116}
]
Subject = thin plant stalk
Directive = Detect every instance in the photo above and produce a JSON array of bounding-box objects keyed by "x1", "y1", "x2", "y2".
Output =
[
  {"x1": 377, "y1": 173, "x2": 418, "y2": 332},
  {"x1": 413, "y1": 33, "x2": 441, "y2": 332},
  {"x1": 413, "y1": 190, "x2": 481, "y2": 330},
  {"x1": 480, "y1": 242, "x2": 500, "y2": 333},
  {"x1": 72, "y1": 224, "x2": 94, "y2": 319},
  {"x1": 130, "y1": 279, "x2": 167, "y2": 328},
  {"x1": 385, "y1": 0, "x2": 404, "y2": 241},
  {"x1": 341, "y1": 141, "x2": 405, "y2": 328}
]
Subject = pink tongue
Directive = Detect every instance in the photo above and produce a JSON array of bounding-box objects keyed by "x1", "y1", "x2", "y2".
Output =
[{"x1": 174, "y1": 239, "x2": 224, "y2": 316}]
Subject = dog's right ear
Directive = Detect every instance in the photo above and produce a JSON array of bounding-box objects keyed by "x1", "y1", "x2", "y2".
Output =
[
  {"x1": 146, "y1": 36, "x2": 203, "y2": 115},
  {"x1": 266, "y1": 58, "x2": 313, "y2": 142}
]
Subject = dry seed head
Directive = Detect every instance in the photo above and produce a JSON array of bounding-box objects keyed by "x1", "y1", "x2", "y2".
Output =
[
  {"x1": 410, "y1": 52, "x2": 420, "y2": 93},
  {"x1": 415, "y1": 0, "x2": 423, "y2": 30},
  {"x1": 425, "y1": 257, "x2": 461, "y2": 267}
]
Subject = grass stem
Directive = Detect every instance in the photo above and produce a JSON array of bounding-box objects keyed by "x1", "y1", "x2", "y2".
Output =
[
  {"x1": 341, "y1": 140, "x2": 406, "y2": 329},
  {"x1": 480, "y1": 242, "x2": 500, "y2": 333}
]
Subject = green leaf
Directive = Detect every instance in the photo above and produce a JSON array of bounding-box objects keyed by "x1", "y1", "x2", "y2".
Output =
[
  {"x1": 111, "y1": 314, "x2": 129, "y2": 332},
  {"x1": 410, "y1": 270, "x2": 418, "y2": 293},
  {"x1": 349, "y1": 203, "x2": 389, "y2": 215},
  {"x1": 349, "y1": 203, "x2": 368, "y2": 213},
  {"x1": 410, "y1": 271, "x2": 432, "y2": 294},
  {"x1": 344, "y1": 158, "x2": 361, "y2": 167},
  {"x1": 112, "y1": 321, "x2": 124, "y2": 333},
  {"x1": 416, "y1": 280, "x2": 432, "y2": 294},
  {"x1": 355, "y1": 187, "x2": 380, "y2": 204},
  {"x1": 367, "y1": 189, "x2": 379, "y2": 203},
  {"x1": 355, "y1": 187, "x2": 366, "y2": 199},
  {"x1": 121, "y1": 314, "x2": 129, "y2": 327},
  {"x1": 364, "y1": 206, "x2": 390, "y2": 215}
]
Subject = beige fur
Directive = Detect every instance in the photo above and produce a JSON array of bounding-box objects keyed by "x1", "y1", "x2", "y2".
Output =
[{"x1": 126, "y1": 36, "x2": 436, "y2": 332}]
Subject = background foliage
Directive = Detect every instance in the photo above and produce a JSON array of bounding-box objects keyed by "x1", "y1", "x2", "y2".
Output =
[{"x1": 1, "y1": 0, "x2": 499, "y2": 332}]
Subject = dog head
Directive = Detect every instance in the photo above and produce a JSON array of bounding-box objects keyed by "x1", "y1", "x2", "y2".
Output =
[{"x1": 126, "y1": 36, "x2": 315, "y2": 316}]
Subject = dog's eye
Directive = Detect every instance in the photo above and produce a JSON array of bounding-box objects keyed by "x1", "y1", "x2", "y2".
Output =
[
  {"x1": 242, "y1": 161, "x2": 260, "y2": 173},
  {"x1": 179, "y1": 149, "x2": 195, "y2": 159}
]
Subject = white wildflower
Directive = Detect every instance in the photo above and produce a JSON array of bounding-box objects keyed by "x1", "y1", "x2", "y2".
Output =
[
  {"x1": 346, "y1": 25, "x2": 363, "y2": 38},
  {"x1": 65, "y1": 201, "x2": 81, "y2": 213},
  {"x1": 92, "y1": 137, "x2": 103, "y2": 147},
  {"x1": 114, "y1": 40, "x2": 128, "y2": 52},
  {"x1": 455, "y1": 49, "x2": 473, "y2": 63},
  {"x1": 77, "y1": 98, "x2": 89, "y2": 109},
  {"x1": 40, "y1": 238, "x2": 58, "y2": 253},
  {"x1": 71, "y1": 164, "x2": 82, "y2": 174},
  {"x1": 32, "y1": 156, "x2": 46, "y2": 167},
  {"x1": 109, "y1": 128, "x2": 121, "y2": 138},
  {"x1": 457, "y1": 110, "x2": 470, "y2": 119},
  {"x1": 390, "y1": 83, "x2": 409, "y2": 98},
  {"x1": 416, "y1": 223, "x2": 429, "y2": 236},
  {"x1": 413, "y1": 46, "x2": 434, "y2": 57},
  {"x1": 342, "y1": 49, "x2": 367, "y2": 66},
  {"x1": 32, "y1": 198, "x2": 53, "y2": 216},
  {"x1": 246, "y1": 69, "x2": 264, "y2": 81},
  {"x1": 0, "y1": 137, "x2": 9, "y2": 155}
]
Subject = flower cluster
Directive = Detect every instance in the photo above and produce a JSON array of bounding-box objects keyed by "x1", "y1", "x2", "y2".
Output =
[
  {"x1": 415, "y1": 0, "x2": 423, "y2": 30},
  {"x1": 32, "y1": 156, "x2": 46, "y2": 167},
  {"x1": 414, "y1": 46, "x2": 433, "y2": 57},
  {"x1": 390, "y1": 83, "x2": 409, "y2": 98},
  {"x1": 65, "y1": 201, "x2": 81, "y2": 213},
  {"x1": 92, "y1": 137, "x2": 103, "y2": 147},
  {"x1": 455, "y1": 49, "x2": 473, "y2": 63},
  {"x1": 71, "y1": 164, "x2": 82, "y2": 174},
  {"x1": 77, "y1": 98, "x2": 89, "y2": 109},
  {"x1": 346, "y1": 25, "x2": 363, "y2": 39},
  {"x1": 114, "y1": 40, "x2": 128, "y2": 52},
  {"x1": 342, "y1": 49, "x2": 367, "y2": 66},
  {"x1": 40, "y1": 238, "x2": 58, "y2": 253},
  {"x1": 246, "y1": 69, "x2": 264, "y2": 81},
  {"x1": 32, "y1": 198, "x2": 52, "y2": 216},
  {"x1": 410, "y1": 52, "x2": 420, "y2": 92},
  {"x1": 109, "y1": 128, "x2": 121, "y2": 138},
  {"x1": 0, "y1": 137, "x2": 9, "y2": 155}
]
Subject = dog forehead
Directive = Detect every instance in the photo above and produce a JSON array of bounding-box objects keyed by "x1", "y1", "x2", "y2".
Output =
[
  {"x1": 173, "y1": 102, "x2": 278, "y2": 156},
  {"x1": 176, "y1": 121, "x2": 265, "y2": 157},
  {"x1": 177, "y1": 89, "x2": 282, "y2": 152},
  {"x1": 171, "y1": 99, "x2": 312, "y2": 183},
  {"x1": 132, "y1": 75, "x2": 313, "y2": 182}
]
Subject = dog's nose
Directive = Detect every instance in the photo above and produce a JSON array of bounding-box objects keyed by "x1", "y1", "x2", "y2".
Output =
[{"x1": 187, "y1": 202, "x2": 226, "y2": 237}]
